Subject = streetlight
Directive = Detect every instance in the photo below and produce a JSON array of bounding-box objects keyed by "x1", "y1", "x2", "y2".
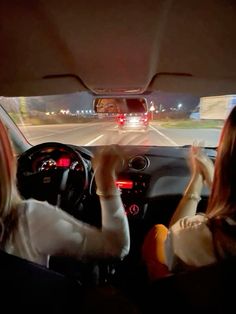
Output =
[
  {"x1": 178, "y1": 103, "x2": 182, "y2": 110},
  {"x1": 150, "y1": 101, "x2": 155, "y2": 120}
]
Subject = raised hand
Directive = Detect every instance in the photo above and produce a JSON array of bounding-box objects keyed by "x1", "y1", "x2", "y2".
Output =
[
  {"x1": 92, "y1": 145, "x2": 126, "y2": 196},
  {"x1": 190, "y1": 141, "x2": 214, "y2": 189}
]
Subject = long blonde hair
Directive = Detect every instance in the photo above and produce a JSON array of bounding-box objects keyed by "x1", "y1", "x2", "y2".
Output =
[
  {"x1": 206, "y1": 106, "x2": 236, "y2": 219},
  {"x1": 0, "y1": 118, "x2": 21, "y2": 246}
]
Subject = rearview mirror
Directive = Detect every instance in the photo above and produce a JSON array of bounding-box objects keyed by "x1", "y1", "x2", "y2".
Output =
[{"x1": 94, "y1": 97, "x2": 148, "y2": 114}]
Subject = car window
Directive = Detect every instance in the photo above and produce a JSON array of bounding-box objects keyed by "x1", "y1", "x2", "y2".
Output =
[{"x1": 0, "y1": 91, "x2": 230, "y2": 147}]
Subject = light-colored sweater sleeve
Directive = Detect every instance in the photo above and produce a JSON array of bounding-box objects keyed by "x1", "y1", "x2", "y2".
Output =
[
  {"x1": 164, "y1": 214, "x2": 216, "y2": 271},
  {"x1": 26, "y1": 197, "x2": 130, "y2": 261}
]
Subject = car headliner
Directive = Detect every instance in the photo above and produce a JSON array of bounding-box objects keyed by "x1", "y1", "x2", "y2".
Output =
[{"x1": 0, "y1": 0, "x2": 235, "y2": 97}]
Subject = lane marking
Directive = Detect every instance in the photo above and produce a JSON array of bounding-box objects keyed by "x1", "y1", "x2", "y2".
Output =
[
  {"x1": 149, "y1": 125, "x2": 178, "y2": 146},
  {"x1": 27, "y1": 133, "x2": 55, "y2": 141},
  {"x1": 23, "y1": 126, "x2": 83, "y2": 141},
  {"x1": 85, "y1": 134, "x2": 104, "y2": 146},
  {"x1": 20, "y1": 123, "x2": 112, "y2": 141}
]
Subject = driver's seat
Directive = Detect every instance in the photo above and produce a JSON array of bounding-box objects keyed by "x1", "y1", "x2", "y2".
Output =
[{"x1": 0, "y1": 250, "x2": 81, "y2": 313}]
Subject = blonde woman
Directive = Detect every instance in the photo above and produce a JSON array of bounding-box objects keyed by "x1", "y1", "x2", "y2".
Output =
[
  {"x1": 142, "y1": 106, "x2": 236, "y2": 280},
  {"x1": 0, "y1": 118, "x2": 130, "y2": 266}
]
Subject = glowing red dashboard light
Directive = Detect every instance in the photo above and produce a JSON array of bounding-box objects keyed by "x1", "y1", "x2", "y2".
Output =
[
  {"x1": 57, "y1": 157, "x2": 70, "y2": 167},
  {"x1": 116, "y1": 180, "x2": 133, "y2": 189}
]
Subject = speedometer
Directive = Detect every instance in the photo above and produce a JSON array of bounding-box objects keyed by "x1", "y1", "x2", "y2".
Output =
[
  {"x1": 39, "y1": 159, "x2": 57, "y2": 171},
  {"x1": 70, "y1": 160, "x2": 84, "y2": 171}
]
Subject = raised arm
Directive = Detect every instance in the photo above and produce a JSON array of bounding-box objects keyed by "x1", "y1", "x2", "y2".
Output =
[
  {"x1": 28, "y1": 145, "x2": 130, "y2": 262},
  {"x1": 169, "y1": 144, "x2": 214, "y2": 227}
]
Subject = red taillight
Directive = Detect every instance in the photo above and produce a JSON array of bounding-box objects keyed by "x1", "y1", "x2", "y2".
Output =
[
  {"x1": 117, "y1": 114, "x2": 125, "y2": 125},
  {"x1": 141, "y1": 115, "x2": 148, "y2": 122}
]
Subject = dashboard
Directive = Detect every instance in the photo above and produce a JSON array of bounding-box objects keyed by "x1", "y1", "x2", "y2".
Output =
[
  {"x1": 17, "y1": 142, "x2": 216, "y2": 236},
  {"x1": 16, "y1": 143, "x2": 216, "y2": 285}
]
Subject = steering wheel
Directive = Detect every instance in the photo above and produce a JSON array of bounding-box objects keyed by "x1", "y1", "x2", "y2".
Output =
[{"x1": 17, "y1": 142, "x2": 89, "y2": 212}]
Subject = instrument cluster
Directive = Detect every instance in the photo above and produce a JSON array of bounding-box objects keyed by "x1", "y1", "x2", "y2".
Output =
[
  {"x1": 37, "y1": 157, "x2": 84, "y2": 172},
  {"x1": 28, "y1": 147, "x2": 86, "y2": 173}
]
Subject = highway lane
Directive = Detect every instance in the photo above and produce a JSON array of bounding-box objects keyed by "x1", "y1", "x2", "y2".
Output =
[{"x1": 19, "y1": 121, "x2": 221, "y2": 147}]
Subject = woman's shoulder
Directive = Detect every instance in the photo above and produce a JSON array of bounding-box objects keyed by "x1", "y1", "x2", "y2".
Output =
[{"x1": 166, "y1": 214, "x2": 216, "y2": 268}]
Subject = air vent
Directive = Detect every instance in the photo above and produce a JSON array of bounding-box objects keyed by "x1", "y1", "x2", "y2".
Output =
[{"x1": 128, "y1": 155, "x2": 150, "y2": 171}]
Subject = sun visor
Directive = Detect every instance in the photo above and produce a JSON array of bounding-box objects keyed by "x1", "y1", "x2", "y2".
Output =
[
  {"x1": 0, "y1": 76, "x2": 88, "y2": 97},
  {"x1": 148, "y1": 75, "x2": 236, "y2": 97}
]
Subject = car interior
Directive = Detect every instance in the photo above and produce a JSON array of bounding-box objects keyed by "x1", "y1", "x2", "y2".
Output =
[{"x1": 0, "y1": 0, "x2": 236, "y2": 313}]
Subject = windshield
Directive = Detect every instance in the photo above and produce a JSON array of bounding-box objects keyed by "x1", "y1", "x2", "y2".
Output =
[{"x1": 1, "y1": 91, "x2": 232, "y2": 147}]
